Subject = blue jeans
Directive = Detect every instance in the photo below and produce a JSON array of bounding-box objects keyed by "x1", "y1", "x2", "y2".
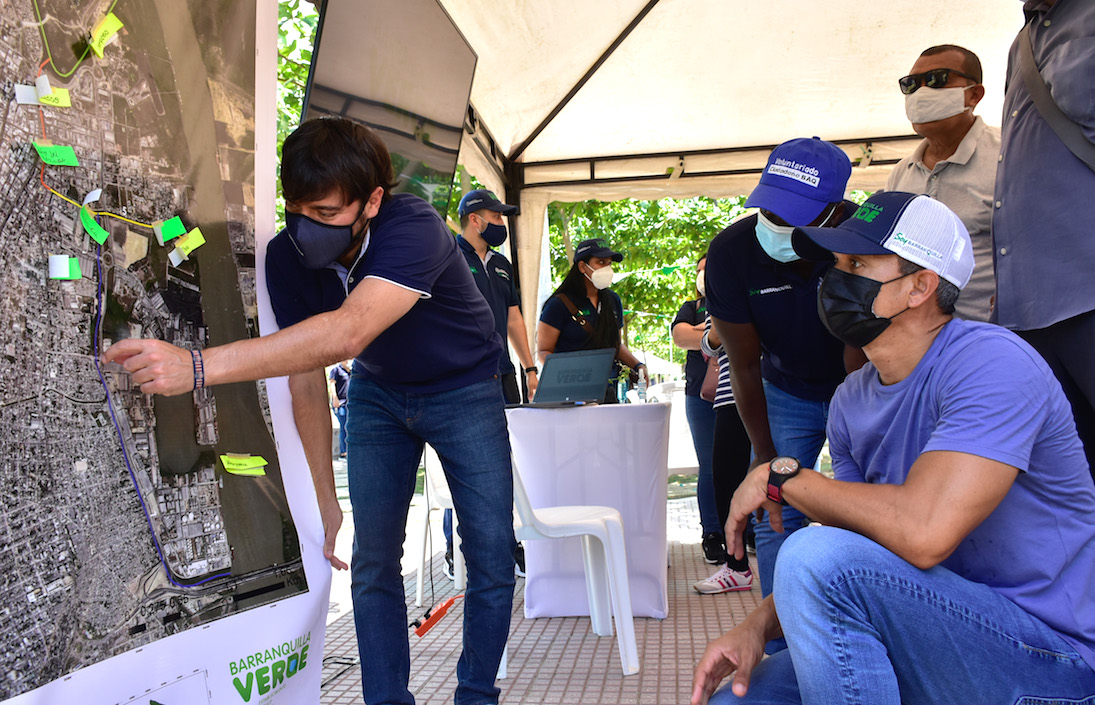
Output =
[
  {"x1": 346, "y1": 375, "x2": 516, "y2": 705},
  {"x1": 754, "y1": 381, "x2": 829, "y2": 599},
  {"x1": 710, "y1": 527, "x2": 1095, "y2": 704},
  {"x1": 686, "y1": 394, "x2": 720, "y2": 535},
  {"x1": 334, "y1": 404, "x2": 348, "y2": 454}
]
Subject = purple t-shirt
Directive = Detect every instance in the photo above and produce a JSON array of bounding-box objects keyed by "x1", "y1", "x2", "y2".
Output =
[{"x1": 828, "y1": 318, "x2": 1095, "y2": 669}]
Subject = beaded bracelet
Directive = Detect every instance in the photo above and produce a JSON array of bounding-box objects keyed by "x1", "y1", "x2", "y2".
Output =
[{"x1": 191, "y1": 349, "x2": 205, "y2": 390}]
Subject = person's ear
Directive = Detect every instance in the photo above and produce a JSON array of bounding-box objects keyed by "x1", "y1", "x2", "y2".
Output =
[
  {"x1": 363, "y1": 185, "x2": 385, "y2": 219},
  {"x1": 907, "y1": 268, "x2": 939, "y2": 309},
  {"x1": 967, "y1": 84, "x2": 985, "y2": 110}
]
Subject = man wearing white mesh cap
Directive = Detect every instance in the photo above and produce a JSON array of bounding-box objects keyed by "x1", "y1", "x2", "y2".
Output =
[{"x1": 692, "y1": 191, "x2": 1095, "y2": 705}]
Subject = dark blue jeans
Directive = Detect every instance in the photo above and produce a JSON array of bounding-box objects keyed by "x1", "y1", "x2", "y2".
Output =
[
  {"x1": 346, "y1": 374, "x2": 516, "y2": 705},
  {"x1": 685, "y1": 393, "x2": 720, "y2": 535}
]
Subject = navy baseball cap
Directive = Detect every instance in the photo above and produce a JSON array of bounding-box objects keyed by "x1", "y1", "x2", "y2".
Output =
[
  {"x1": 793, "y1": 191, "x2": 974, "y2": 288},
  {"x1": 457, "y1": 189, "x2": 518, "y2": 217},
  {"x1": 745, "y1": 137, "x2": 852, "y2": 225},
  {"x1": 574, "y1": 238, "x2": 623, "y2": 263}
]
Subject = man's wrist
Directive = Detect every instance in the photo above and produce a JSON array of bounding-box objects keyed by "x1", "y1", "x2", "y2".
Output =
[{"x1": 524, "y1": 366, "x2": 537, "y2": 374}]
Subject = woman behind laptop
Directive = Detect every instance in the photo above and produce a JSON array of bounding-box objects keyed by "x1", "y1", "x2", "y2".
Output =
[{"x1": 536, "y1": 238, "x2": 645, "y2": 403}]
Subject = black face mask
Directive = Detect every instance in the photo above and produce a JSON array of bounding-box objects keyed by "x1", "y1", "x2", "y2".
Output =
[
  {"x1": 480, "y1": 221, "x2": 508, "y2": 248},
  {"x1": 817, "y1": 267, "x2": 911, "y2": 348},
  {"x1": 285, "y1": 205, "x2": 367, "y2": 270}
]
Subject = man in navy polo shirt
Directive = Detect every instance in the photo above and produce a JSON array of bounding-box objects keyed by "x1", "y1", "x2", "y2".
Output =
[
  {"x1": 456, "y1": 188, "x2": 538, "y2": 403},
  {"x1": 105, "y1": 117, "x2": 516, "y2": 705},
  {"x1": 704, "y1": 137, "x2": 862, "y2": 622}
]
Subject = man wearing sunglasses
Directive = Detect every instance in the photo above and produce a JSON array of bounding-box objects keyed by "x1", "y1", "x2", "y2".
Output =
[{"x1": 887, "y1": 44, "x2": 1000, "y2": 323}]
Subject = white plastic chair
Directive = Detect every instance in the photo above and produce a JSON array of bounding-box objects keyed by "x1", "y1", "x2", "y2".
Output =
[
  {"x1": 415, "y1": 445, "x2": 466, "y2": 607},
  {"x1": 510, "y1": 457, "x2": 640, "y2": 676}
]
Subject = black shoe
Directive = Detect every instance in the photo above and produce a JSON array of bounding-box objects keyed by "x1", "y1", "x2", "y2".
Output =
[
  {"x1": 514, "y1": 542, "x2": 526, "y2": 578},
  {"x1": 744, "y1": 528, "x2": 757, "y2": 555},
  {"x1": 702, "y1": 532, "x2": 728, "y2": 564},
  {"x1": 443, "y1": 549, "x2": 454, "y2": 580}
]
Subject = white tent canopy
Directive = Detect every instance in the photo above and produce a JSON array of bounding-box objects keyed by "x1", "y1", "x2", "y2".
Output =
[{"x1": 437, "y1": 0, "x2": 1025, "y2": 332}]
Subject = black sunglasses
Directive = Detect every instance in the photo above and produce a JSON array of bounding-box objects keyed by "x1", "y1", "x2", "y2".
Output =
[{"x1": 898, "y1": 68, "x2": 978, "y2": 95}]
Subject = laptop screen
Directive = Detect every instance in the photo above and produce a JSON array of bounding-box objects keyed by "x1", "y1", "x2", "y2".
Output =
[{"x1": 533, "y1": 348, "x2": 617, "y2": 404}]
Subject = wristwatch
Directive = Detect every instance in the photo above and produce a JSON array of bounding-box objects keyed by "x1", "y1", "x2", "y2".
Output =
[
  {"x1": 524, "y1": 366, "x2": 537, "y2": 375},
  {"x1": 766, "y1": 456, "x2": 801, "y2": 505}
]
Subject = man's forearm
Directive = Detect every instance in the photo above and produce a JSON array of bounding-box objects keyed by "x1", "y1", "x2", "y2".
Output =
[
  {"x1": 204, "y1": 278, "x2": 419, "y2": 388},
  {"x1": 289, "y1": 370, "x2": 338, "y2": 506},
  {"x1": 729, "y1": 363, "x2": 775, "y2": 463},
  {"x1": 507, "y1": 306, "x2": 536, "y2": 369}
]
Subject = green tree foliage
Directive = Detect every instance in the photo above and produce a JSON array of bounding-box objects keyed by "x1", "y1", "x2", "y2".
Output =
[
  {"x1": 546, "y1": 197, "x2": 749, "y2": 366},
  {"x1": 276, "y1": 0, "x2": 318, "y2": 223}
]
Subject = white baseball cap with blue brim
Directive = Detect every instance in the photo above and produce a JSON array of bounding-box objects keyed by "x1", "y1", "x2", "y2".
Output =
[{"x1": 792, "y1": 191, "x2": 974, "y2": 289}]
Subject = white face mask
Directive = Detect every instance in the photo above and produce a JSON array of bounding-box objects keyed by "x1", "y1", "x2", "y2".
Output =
[
  {"x1": 696, "y1": 269, "x2": 706, "y2": 297},
  {"x1": 904, "y1": 85, "x2": 973, "y2": 124},
  {"x1": 584, "y1": 263, "x2": 614, "y2": 290}
]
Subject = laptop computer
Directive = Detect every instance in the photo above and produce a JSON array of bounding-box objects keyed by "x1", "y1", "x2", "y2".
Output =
[{"x1": 522, "y1": 348, "x2": 617, "y2": 407}]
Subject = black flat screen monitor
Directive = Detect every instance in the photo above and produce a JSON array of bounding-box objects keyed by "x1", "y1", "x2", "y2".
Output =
[{"x1": 302, "y1": 0, "x2": 476, "y2": 216}]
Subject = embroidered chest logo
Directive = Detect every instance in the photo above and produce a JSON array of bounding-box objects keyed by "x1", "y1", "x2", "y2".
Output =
[{"x1": 748, "y1": 284, "x2": 792, "y2": 297}]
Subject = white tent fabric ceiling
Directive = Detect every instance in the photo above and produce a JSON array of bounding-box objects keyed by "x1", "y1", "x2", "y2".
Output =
[{"x1": 434, "y1": 0, "x2": 1025, "y2": 333}]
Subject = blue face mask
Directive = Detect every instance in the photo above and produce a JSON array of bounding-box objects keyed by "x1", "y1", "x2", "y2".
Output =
[
  {"x1": 285, "y1": 206, "x2": 366, "y2": 269},
  {"x1": 755, "y1": 212, "x2": 799, "y2": 263}
]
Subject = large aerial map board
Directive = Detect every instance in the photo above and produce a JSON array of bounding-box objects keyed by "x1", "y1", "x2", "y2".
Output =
[{"x1": 0, "y1": 2, "x2": 327, "y2": 703}]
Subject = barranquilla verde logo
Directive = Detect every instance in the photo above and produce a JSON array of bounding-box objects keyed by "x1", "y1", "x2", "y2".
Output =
[
  {"x1": 229, "y1": 631, "x2": 311, "y2": 702},
  {"x1": 853, "y1": 202, "x2": 883, "y2": 223}
]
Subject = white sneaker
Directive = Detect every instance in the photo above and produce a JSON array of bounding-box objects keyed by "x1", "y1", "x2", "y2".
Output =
[{"x1": 693, "y1": 564, "x2": 753, "y2": 594}]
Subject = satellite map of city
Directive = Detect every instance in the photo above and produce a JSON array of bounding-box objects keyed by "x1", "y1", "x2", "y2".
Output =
[{"x1": 0, "y1": 1, "x2": 307, "y2": 698}]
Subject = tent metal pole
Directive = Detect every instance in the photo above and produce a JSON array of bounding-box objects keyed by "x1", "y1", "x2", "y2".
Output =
[{"x1": 507, "y1": 0, "x2": 662, "y2": 163}]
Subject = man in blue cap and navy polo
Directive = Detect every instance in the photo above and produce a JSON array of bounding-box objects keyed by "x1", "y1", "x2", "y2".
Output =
[
  {"x1": 696, "y1": 137, "x2": 862, "y2": 605},
  {"x1": 446, "y1": 188, "x2": 537, "y2": 579},
  {"x1": 457, "y1": 189, "x2": 539, "y2": 403},
  {"x1": 692, "y1": 191, "x2": 1095, "y2": 704}
]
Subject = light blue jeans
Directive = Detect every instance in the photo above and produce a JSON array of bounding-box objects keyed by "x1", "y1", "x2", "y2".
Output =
[
  {"x1": 346, "y1": 374, "x2": 516, "y2": 705},
  {"x1": 710, "y1": 527, "x2": 1095, "y2": 704},
  {"x1": 686, "y1": 393, "x2": 721, "y2": 535}
]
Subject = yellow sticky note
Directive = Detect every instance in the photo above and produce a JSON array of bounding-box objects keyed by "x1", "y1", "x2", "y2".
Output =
[
  {"x1": 220, "y1": 454, "x2": 268, "y2": 475},
  {"x1": 38, "y1": 87, "x2": 71, "y2": 107},
  {"x1": 80, "y1": 206, "x2": 110, "y2": 245},
  {"x1": 176, "y1": 227, "x2": 205, "y2": 256},
  {"x1": 89, "y1": 13, "x2": 124, "y2": 58}
]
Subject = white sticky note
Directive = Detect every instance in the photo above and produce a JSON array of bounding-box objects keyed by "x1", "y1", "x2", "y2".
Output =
[
  {"x1": 48, "y1": 255, "x2": 69, "y2": 278},
  {"x1": 168, "y1": 248, "x2": 187, "y2": 267},
  {"x1": 82, "y1": 189, "x2": 102, "y2": 206},
  {"x1": 14, "y1": 84, "x2": 41, "y2": 105}
]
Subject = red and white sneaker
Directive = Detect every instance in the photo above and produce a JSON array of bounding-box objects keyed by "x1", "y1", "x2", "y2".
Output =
[{"x1": 692, "y1": 564, "x2": 753, "y2": 594}]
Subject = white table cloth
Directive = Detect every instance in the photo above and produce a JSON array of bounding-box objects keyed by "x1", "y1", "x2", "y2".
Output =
[{"x1": 506, "y1": 403, "x2": 671, "y2": 619}]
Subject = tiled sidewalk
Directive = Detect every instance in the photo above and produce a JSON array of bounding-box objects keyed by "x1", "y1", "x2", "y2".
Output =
[{"x1": 319, "y1": 497, "x2": 759, "y2": 705}]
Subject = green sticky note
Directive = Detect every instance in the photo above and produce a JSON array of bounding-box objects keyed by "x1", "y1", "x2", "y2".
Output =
[
  {"x1": 80, "y1": 206, "x2": 110, "y2": 244},
  {"x1": 160, "y1": 216, "x2": 187, "y2": 242},
  {"x1": 89, "y1": 13, "x2": 124, "y2": 58},
  {"x1": 220, "y1": 455, "x2": 268, "y2": 475},
  {"x1": 226, "y1": 466, "x2": 266, "y2": 477},
  {"x1": 38, "y1": 88, "x2": 71, "y2": 107},
  {"x1": 67, "y1": 258, "x2": 82, "y2": 279},
  {"x1": 32, "y1": 141, "x2": 79, "y2": 166},
  {"x1": 176, "y1": 227, "x2": 206, "y2": 256}
]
